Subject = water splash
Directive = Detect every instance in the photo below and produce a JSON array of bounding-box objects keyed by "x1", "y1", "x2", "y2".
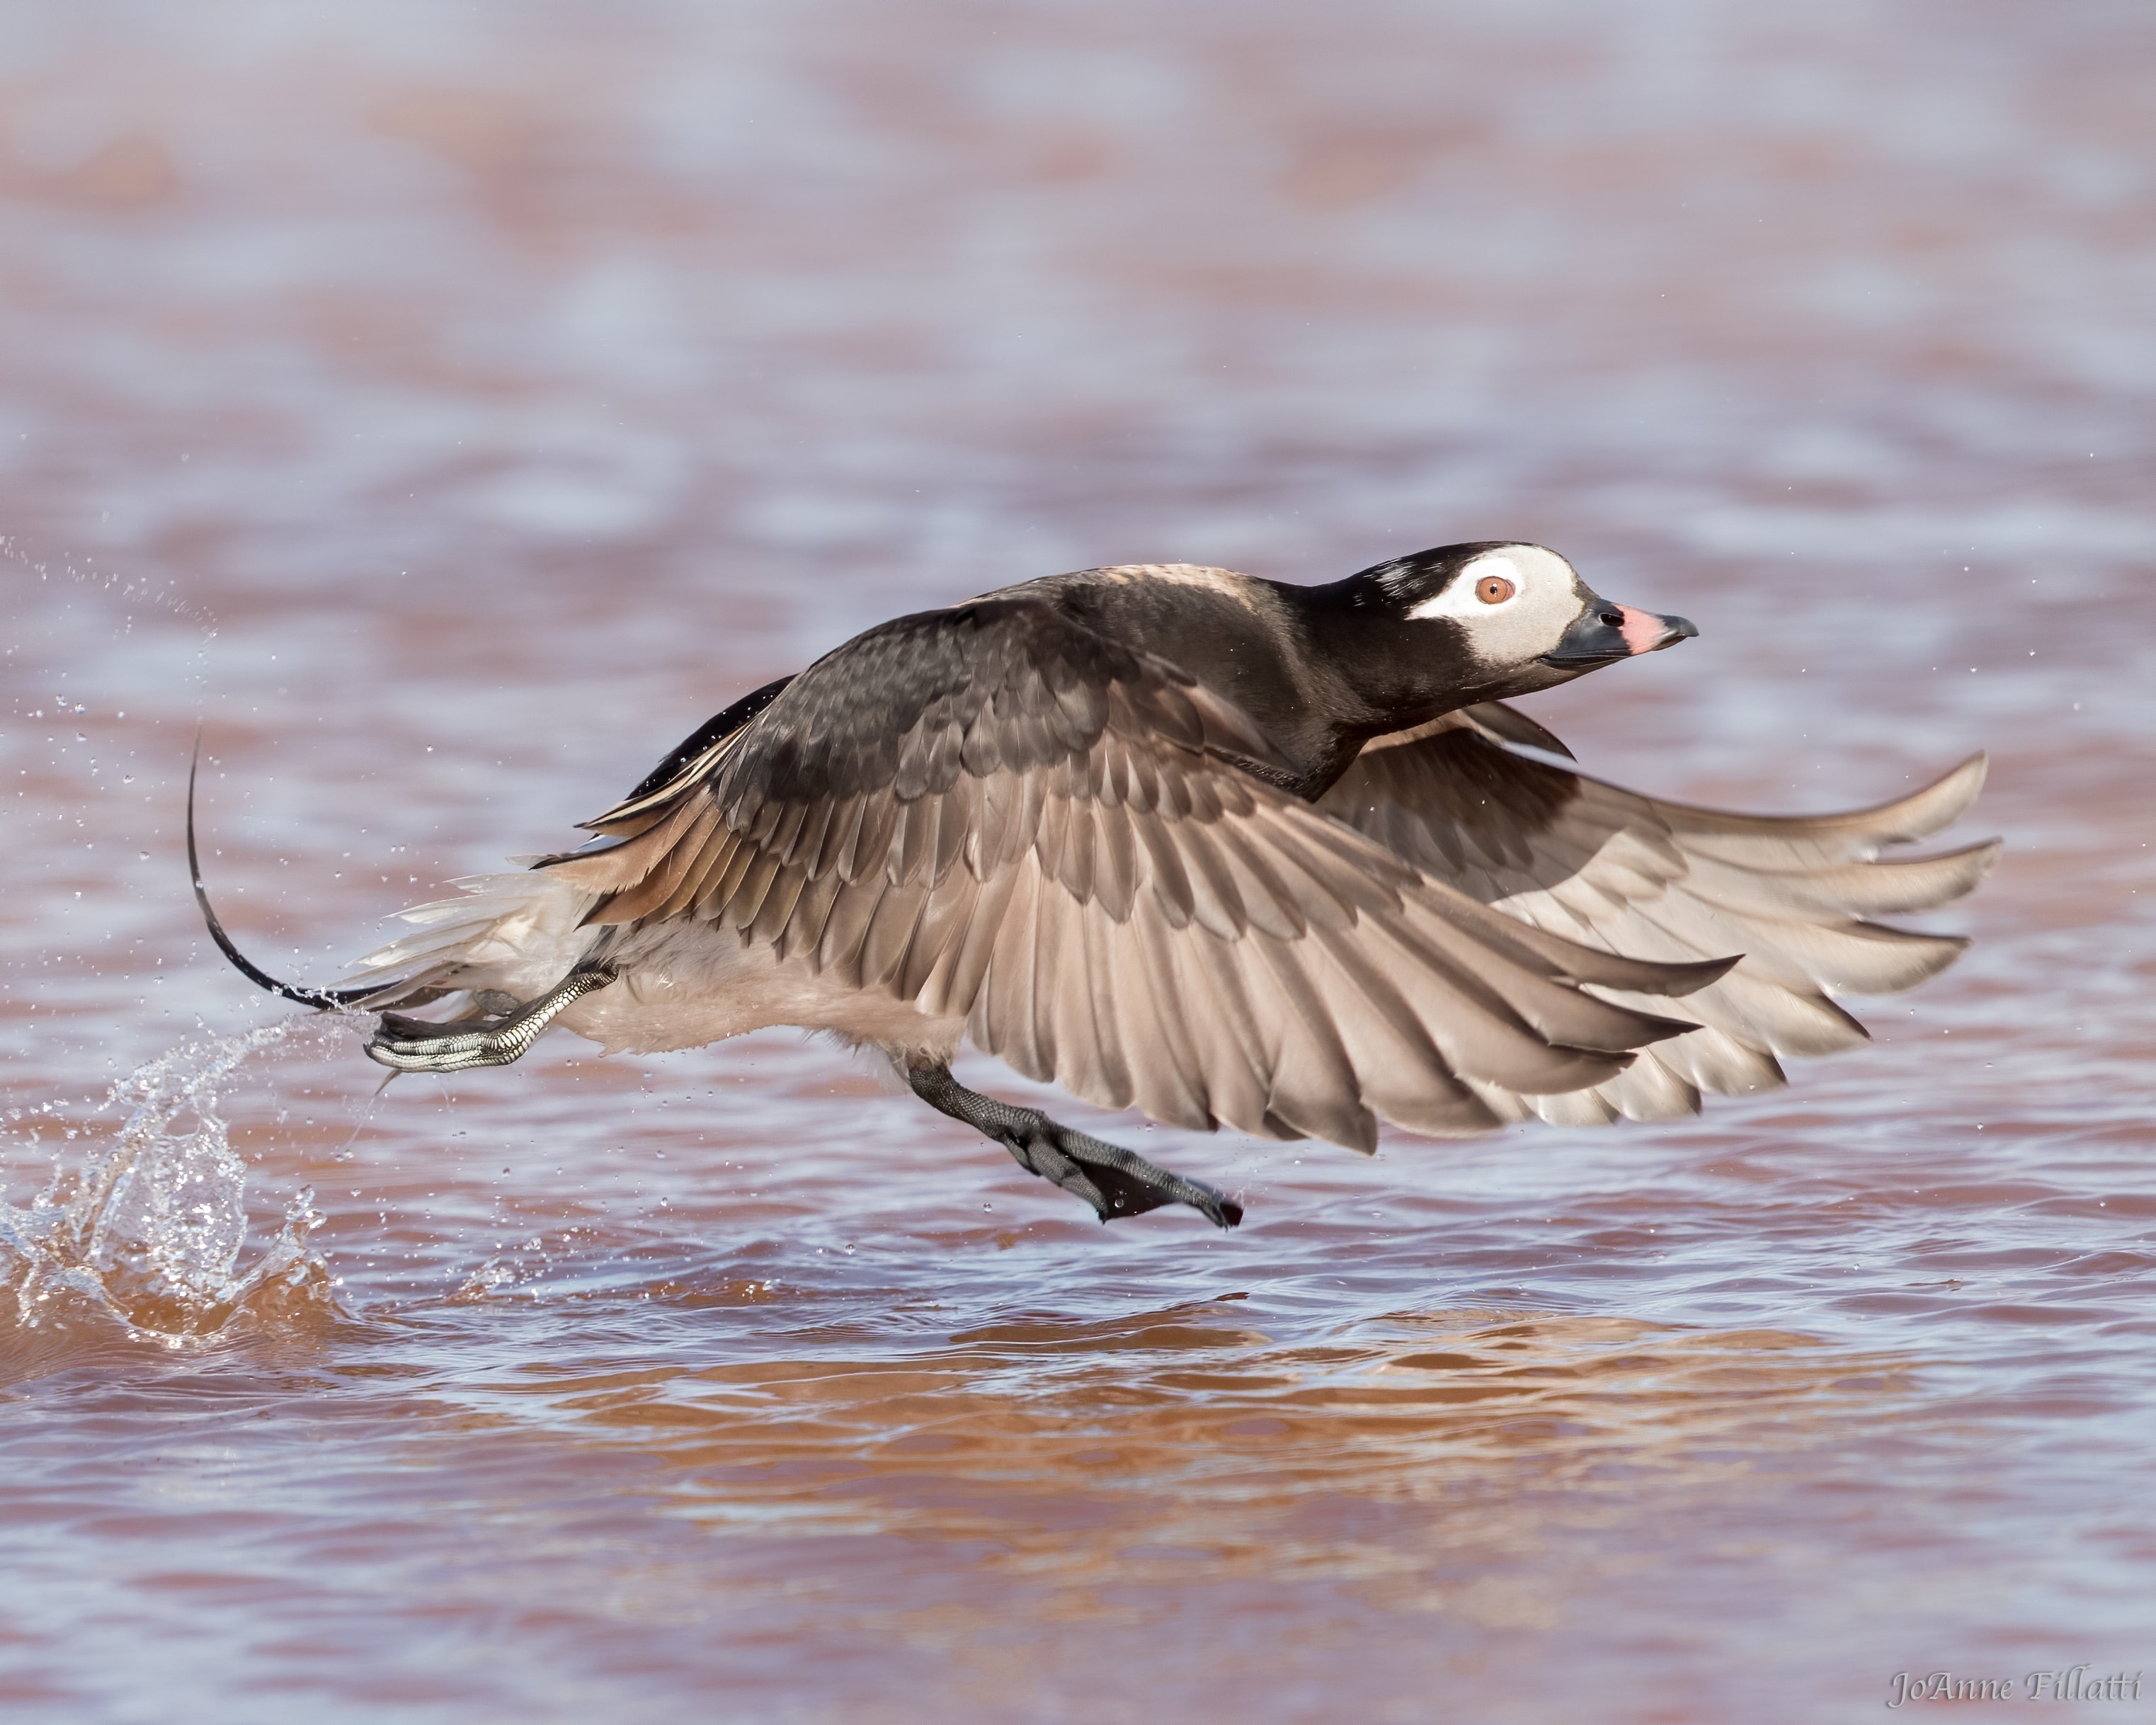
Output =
[{"x1": 1, "y1": 1020, "x2": 345, "y2": 1343}]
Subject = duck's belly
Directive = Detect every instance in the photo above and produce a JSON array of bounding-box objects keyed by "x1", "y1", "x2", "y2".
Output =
[{"x1": 557, "y1": 918, "x2": 967, "y2": 1059}]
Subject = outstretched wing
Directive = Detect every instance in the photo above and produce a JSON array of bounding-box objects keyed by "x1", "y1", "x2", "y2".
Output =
[
  {"x1": 1314, "y1": 707, "x2": 1999, "y2": 1125},
  {"x1": 547, "y1": 600, "x2": 1734, "y2": 1151}
]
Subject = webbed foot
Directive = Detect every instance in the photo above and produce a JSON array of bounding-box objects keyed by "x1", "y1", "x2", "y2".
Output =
[
  {"x1": 905, "y1": 1063, "x2": 1242, "y2": 1229},
  {"x1": 365, "y1": 967, "x2": 616, "y2": 1074}
]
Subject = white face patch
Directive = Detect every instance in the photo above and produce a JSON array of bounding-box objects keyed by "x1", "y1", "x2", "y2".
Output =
[{"x1": 1404, "y1": 545, "x2": 1587, "y2": 669}]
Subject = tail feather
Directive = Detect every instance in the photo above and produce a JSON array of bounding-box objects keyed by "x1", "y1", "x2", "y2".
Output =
[
  {"x1": 187, "y1": 739, "x2": 389, "y2": 1010},
  {"x1": 331, "y1": 871, "x2": 601, "y2": 1005}
]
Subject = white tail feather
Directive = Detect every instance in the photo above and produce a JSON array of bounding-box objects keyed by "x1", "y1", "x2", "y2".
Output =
[{"x1": 332, "y1": 870, "x2": 600, "y2": 1003}]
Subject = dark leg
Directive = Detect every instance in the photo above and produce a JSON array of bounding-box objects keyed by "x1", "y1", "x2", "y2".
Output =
[
  {"x1": 365, "y1": 967, "x2": 617, "y2": 1074},
  {"x1": 906, "y1": 1062, "x2": 1243, "y2": 1230}
]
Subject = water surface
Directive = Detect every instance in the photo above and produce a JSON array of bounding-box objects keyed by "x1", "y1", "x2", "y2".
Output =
[{"x1": 4, "y1": 4, "x2": 2154, "y2": 1720}]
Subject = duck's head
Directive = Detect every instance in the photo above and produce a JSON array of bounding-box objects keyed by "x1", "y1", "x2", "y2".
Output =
[{"x1": 1340, "y1": 541, "x2": 1697, "y2": 710}]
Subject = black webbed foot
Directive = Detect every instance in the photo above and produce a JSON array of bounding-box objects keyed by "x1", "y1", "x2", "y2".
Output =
[
  {"x1": 365, "y1": 966, "x2": 617, "y2": 1074},
  {"x1": 905, "y1": 1063, "x2": 1243, "y2": 1229}
]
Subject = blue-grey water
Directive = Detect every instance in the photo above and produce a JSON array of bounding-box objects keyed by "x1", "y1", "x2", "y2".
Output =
[{"x1": 3, "y1": 3, "x2": 2153, "y2": 1720}]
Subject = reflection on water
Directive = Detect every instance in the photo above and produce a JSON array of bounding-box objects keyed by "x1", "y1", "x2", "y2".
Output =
[
  {"x1": 578, "y1": 1306, "x2": 1912, "y2": 1602},
  {"x1": 4, "y1": 0, "x2": 2156, "y2": 1719}
]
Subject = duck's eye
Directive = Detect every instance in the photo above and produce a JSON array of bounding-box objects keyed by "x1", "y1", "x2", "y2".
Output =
[{"x1": 1474, "y1": 574, "x2": 1516, "y2": 605}]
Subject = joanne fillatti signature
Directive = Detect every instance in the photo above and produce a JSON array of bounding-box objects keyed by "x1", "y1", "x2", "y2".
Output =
[{"x1": 1887, "y1": 1668, "x2": 2145, "y2": 1707}]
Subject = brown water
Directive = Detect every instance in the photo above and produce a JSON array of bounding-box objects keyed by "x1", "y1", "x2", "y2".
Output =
[{"x1": 4, "y1": 4, "x2": 2154, "y2": 1720}]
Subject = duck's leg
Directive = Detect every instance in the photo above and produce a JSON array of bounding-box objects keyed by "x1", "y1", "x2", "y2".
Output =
[
  {"x1": 904, "y1": 1062, "x2": 1243, "y2": 1229},
  {"x1": 365, "y1": 966, "x2": 617, "y2": 1074}
]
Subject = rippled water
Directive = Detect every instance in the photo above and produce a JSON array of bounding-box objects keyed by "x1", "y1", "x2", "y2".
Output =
[{"x1": 4, "y1": 3, "x2": 2154, "y2": 1720}]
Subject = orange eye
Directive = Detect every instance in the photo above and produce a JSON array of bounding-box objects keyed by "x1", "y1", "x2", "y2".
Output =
[{"x1": 1474, "y1": 575, "x2": 1516, "y2": 605}]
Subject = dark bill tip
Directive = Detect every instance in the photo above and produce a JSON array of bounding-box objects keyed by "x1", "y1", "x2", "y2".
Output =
[{"x1": 1539, "y1": 603, "x2": 1700, "y2": 669}]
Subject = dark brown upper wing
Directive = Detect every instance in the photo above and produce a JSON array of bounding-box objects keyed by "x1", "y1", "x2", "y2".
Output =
[
  {"x1": 549, "y1": 601, "x2": 1734, "y2": 1150},
  {"x1": 1315, "y1": 707, "x2": 1999, "y2": 1124}
]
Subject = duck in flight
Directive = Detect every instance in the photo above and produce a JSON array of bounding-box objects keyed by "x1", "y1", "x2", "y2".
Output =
[{"x1": 190, "y1": 542, "x2": 1996, "y2": 1231}]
